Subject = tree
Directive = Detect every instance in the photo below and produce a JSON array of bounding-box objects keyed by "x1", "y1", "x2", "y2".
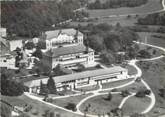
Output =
[
  {"x1": 47, "y1": 76, "x2": 57, "y2": 94},
  {"x1": 25, "y1": 41, "x2": 35, "y2": 50},
  {"x1": 106, "y1": 92, "x2": 112, "y2": 101},
  {"x1": 65, "y1": 103, "x2": 77, "y2": 111},
  {"x1": 39, "y1": 80, "x2": 44, "y2": 95},
  {"x1": 1, "y1": 73, "x2": 26, "y2": 96},
  {"x1": 32, "y1": 48, "x2": 43, "y2": 59}
]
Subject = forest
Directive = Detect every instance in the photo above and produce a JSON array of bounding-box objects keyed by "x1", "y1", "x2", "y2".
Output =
[
  {"x1": 137, "y1": 12, "x2": 165, "y2": 26},
  {"x1": 1, "y1": 0, "x2": 87, "y2": 37}
]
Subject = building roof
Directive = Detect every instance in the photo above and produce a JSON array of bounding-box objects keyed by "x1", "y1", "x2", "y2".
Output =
[
  {"x1": 0, "y1": 37, "x2": 10, "y2": 56},
  {"x1": 45, "y1": 28, "x2": 83, "y2": 40},
  {"x1": 44, "y1": 45, "x2": 94, "y2": 58},
  {"x1": 24, "y1": 66, "x2": 127, "y2": 87}
]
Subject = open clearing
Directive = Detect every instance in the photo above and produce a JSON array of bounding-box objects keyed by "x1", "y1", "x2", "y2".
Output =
[
  {"x1": 1, "y1": 95, "x2": 82, "y2": 117},
  {"x1": 122, "y1": 96, "x2": 151, "y2": 116},
  {"x1": 138, "y1": 32, "x2": 165, "y2": 48},
  {"x1": 79, "y1": 94, "x2": 123, "y2": 115},
  {"x1": 137, "y1": 58, "x2": 165, "y2": 116},
  {"x1": 52, "y1": 93, "x2": 92, "y2": 108},
  {"x1": 87, "y1": 0, "x2": 163, "y2": 18}
]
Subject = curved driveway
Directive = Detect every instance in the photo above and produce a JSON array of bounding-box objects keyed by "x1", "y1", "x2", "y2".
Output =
[{"x1": 24, "y1": 40, "x2": 165, "y2": 117}]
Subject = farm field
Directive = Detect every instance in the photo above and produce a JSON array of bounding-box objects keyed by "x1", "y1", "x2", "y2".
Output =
[{"x1": 87, "y1": 0, "x2": 163, "y2": 18}]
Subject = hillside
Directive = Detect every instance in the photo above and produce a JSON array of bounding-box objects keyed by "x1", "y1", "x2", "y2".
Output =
[{"x1": 1, "y1": 0, "x2": 86, "y2": 37}]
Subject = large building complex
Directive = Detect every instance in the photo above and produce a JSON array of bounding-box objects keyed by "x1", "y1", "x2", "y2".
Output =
[
  {"x1": 24, "y1": 66, "x2": 128, "y2": 93},
  {"x1": 42, "y1": 28, "x2": 95, "y2": 68}
]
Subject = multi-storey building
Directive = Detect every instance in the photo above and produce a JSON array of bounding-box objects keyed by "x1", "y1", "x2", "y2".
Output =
[
  {"x1": 43, "y1": 44, "x2": 95, "y2": 69},
  {"x1": 45, "y1": 28, "x2": 84, "y2": 49},
  {"x1": 42, "y1": 28, "x2": 95, "y2": 68}
]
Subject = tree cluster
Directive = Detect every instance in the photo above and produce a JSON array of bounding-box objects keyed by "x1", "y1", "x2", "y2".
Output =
[
  {"x1": 40, "y1": 76, "x2": 57, "y2": 95},
  {"x1": 87, "y1": 0, "x2": 148, "y2": 9},
  {"x1": 138, "y1": 12, "x2": 165, "y2": 26},
  {"x1": 81, "y1": 23, "x2": 140, "y2": 64},
  {"x1": 1, "y1": 0, "x2": 86, "y2": 37},
  {"x1": 1, "y1": 71, "x2": 27, "y2": 96}
]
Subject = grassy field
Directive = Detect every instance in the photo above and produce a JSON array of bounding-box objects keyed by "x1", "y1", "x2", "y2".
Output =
[
  {"x1": 79, "y1": 94, "x2": 123, "y2": 115},
  {"x1": 76, "y1": 85, "x2": 99, "y2": 92},
  {"x1": 52, "y1": 93, "x2": 92, "y2": 109},
  {"x1": 137, "y1": 58, "x2": 165, "y2": 116},
  {"x1": 125, "y1": 64, "x2": 137, "y2": 75},
  {"x1": 137, "y1": 44, "x2": 164, "y2": 58},
  {"x1": 70, "y1": 16, "x2": 137, "y2": 26},
  {"x1": 138, "y1": 32, "x2": 165, "y2": 48},
  {"x1": 117, "y1": 81, "x2": 147, "y2": 93},
  {"x1": 87, "y1": 0, "x2": 162, "y2": 18},
  {"x1": 122, "y1": 96, "x2": 151, "y2": 116},
  {"x1": 101, "y1": 78, "x2": 134, "y2": 89},
  {"x1": 1, "y1": 95, "x2": 83, "y2": 117}
]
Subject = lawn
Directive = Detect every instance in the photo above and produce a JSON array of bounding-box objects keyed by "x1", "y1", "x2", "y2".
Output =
[
  {"x1": 101, "y1": 78, "x2": 134, "y2": 89},
  {"x1": 138, "y1": 32, "x2": 165, "y2": 48},
  {"x1": 79, "y1": 94, "x2": 123, "y2": 115},
  {"x1": 87, "y1": 0, "x2": 162, "y2": 18},
  {"x1": 137, "y1": 58, "x2": 165, "y2": 116},
  {"x1": 76, "y1": 85, "x2": 99, "y2": 92},
  {"x1": 137, "y1": 41, "x2": 164, "y2": 58},
  {"x1": 1, "y1": 94, "x2": 83, "y2": 117},
  {"x1": 52, "y1": 93, "x2": 92, "y2": 108},
  {"x1": 122, "y1": 96, "x2": 151, "y2": 116},
  {"x1": 125, "y1": 64, "x2": 137, "y2": 75},
  {"x1": 117, "y1": 81, "x2": 147, "y2": 93}
]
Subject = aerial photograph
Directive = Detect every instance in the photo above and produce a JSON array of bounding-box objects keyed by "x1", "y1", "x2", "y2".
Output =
[{"x1": 0, "y1": 0, "x2": 165, "y2": 117}]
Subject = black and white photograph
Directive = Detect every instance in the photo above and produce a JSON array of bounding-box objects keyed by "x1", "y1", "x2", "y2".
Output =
[{"x1": 0, "y1": 0, "x2": 165, "y2": 117}]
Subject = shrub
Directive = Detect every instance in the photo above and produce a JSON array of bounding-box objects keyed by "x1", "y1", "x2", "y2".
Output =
[
  {"x1": 135, "y1": 77, "x2": 141, "y2": 82},
  {"x1": 65, "y1": 103, "x2": 77, "y2": 111},
  {"x1": 121, "y1": 90, "x2": 130, "y2": 97},
  {"x1": 144, "y1": 89, "x2": 151, "y2": 95},
  {"x1": 135, "y1": 90, "x2": 146, "y2": 98},
  {"x1": 104, "y1": 92, "x2": 113, "y2": 101},
  {"x1": 111, "y1": 88, "x2": 118, "y2": 92},
  {"x1": 159, "y1": 88, "x2": 165, "y2": 98}
]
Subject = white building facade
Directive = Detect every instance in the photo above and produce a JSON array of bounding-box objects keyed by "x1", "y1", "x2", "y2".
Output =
[
  {"x1": 45, "y1": 28, "x2": 84, "y2": 49},
  {"x1": 43, "y1": 45, "x2": 95, "y2": 69},
  {"x1": 24, "y1": 66, "x2": 128, "y2": 93}
]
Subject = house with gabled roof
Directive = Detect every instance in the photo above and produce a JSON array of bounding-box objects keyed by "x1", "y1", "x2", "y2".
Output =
[{"x1": 45, "y1": 28, "x2": 84, "y2": 49}]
